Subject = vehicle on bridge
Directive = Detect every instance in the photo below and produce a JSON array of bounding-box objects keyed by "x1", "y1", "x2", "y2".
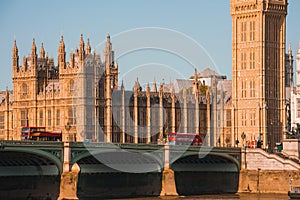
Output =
[
  {"x1": 168, "y1": 132, "x2": 202, "y2": 145},
  {"x1": 21, "y1": 126, "x2": 62, "y2": 141},
  {"x1": 288, "y1": 186, "x2": 300, "y2": 199}
]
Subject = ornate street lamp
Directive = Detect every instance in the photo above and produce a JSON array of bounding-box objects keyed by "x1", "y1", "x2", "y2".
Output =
[
  {"x1": 65, "y1": 122, "x2": 71, "y2": 142},
  {"x1": 241, "y1": 132, "x2": 247, "y2": 169},
  {"x1": 241, "y1": 132, "x2": 246, "y2": 147}
]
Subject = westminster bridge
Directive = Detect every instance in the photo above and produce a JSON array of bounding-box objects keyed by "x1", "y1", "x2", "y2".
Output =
[{"x1": 0, "y1": 141, "x2": 241, "y2": 199}]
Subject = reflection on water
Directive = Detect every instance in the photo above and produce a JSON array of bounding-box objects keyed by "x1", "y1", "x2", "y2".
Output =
[{"x1": 118, "y1": 193, "x2": 289, "y2": 200}]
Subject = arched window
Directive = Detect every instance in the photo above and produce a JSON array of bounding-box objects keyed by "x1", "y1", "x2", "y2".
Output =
[
  {"x1": 39, "y1": 110, "x2": 43, "y2": 126},
  {"x1": 68, "y1": 107, "x2": 74, "y2": 125},
  {"x1": 0, "y1": 113, "x2": 4, "y2": 129},
  {"x1": 69, "y1": 79, "x2": 75, "y2": 94},
  {"x1": 21, "y1": 83, "x2": 28, "y2": 95}
]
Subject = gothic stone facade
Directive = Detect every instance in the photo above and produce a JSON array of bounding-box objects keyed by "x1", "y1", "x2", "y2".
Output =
[
  {"x1": 230, "y1": 0, "x2": 288, "y2": 149},
  {"x1": 0, "y1": 35, "x2": 210, "y2": 143}
]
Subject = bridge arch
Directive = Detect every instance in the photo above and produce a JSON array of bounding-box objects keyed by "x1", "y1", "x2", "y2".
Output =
[
  {"x1": 170, "y1": 152, "x2": 240, "y2": 195},
  {"x1": 75, "y1": 150, "x2": 163, "y2": 198},
  {"x1": 73, "y1": 149, "x2": 163, "y2": 173},
  {"x1": 0, "y1": 148, "x2": 62, "y2": 175},
  {"x1": 0, "y1": 148, "x2": 62, "y2": 199},
  {"x1": 173, "y1": 150, "x2": 240, "y2": 171}
]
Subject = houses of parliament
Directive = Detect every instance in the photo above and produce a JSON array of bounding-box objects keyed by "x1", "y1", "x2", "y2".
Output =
[
  {"x1": 0, "y1": 0, "x2": 295, "y2": 150},
  {"x1": 0, "y1": 34, "x2": 212, "y2": 144}
]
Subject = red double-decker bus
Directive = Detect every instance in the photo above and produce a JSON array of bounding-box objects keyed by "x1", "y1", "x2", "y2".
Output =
[
  {"x1": 168, "y1": 132, "x2": 202, "y2": 146},
  {"x1": 21, "y1": 126, "x2": 62, "y2": 141}
]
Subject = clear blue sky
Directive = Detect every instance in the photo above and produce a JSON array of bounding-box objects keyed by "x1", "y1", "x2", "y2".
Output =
[{"x1": 0, "y1": 0, "x2": 299, "y2": 90}]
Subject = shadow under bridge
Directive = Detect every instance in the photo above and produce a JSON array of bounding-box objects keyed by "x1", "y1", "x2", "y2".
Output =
[
  {"x1": 170, "y1": 146, "x2": 241, "y2": 195},
  {"x1": 0, "y1": 141, "x2": 63, "y2": 199},
  {"x1": 73, "y1": 146, "x2": 164, "y2": 199}
]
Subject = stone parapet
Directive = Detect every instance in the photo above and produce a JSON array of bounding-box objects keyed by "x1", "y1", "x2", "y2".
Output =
[{"x1": 242, "y1": 148, "x2": 300, "y2": 170}]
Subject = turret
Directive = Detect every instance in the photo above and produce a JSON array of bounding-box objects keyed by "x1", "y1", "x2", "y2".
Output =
[
  {"x1": 31, "y1": 38, "x2": 37, "y2": 54},
  {"x1": 121, "y1": 80, "x2": 124, "y2": 91},
  {"x1": 79, "y1": 34, "x2": 85, "y2": 62},
  {"x1": 115, "y1": 60, "x2": 118, "y2": 69},
  {"x1": 288, "y1": 43, "x2": 294, "y2": 69},
  {"x1": 288, "y1": 43, "x2": 292, "y2": 55},
  {"x1": 29, "y1": 38, "x2": 37, "y2": 71},
  {"x1": 296, "y1": 42, "x2": 300, "y2": 90},
  {"x1": 58, "y1": 36, "x2": 66, "y2": 69},
  {"x1": 104, "y1": 34, "x2": 112, "y2": 66},
  {"x1": 113, "y1": 61, "x2": 119, "y2": 87},
  {"x1": 12, "y1": 39, "x2": 19, "y2": 71},
  {"x1": 40, "y1": 42, "x2": 45, "y2": 58},
  {"x1": 192, "y1": 68, "x2": 199, "y2": 94},
  {"x1": 86, "y1": 38, "x2": 91, "y2": 55},
  {"x1": 146, "y1": 82, "x2": 150, "y2": 94},
  {"x1": 104, "y1": 34, "x2": 113, "y2": 142},
  {"x1": 134, "y1": 78, "x2": 142, "y2": 92},
  {"x1": 159, "y1": 81, "x2": 163, "y2": 97},
  {"x1": 22, "y1": 56, "x2": 28, "y2": 71},
  {"x1": 152, "y1": 79, "x2": 157, "y2": 92},
  {"x1": 287, "y1": 43, "x2": 294, "y2": 90},
  {"x1": 69, "y1": 53, "x2": 75, "y2": 68}
]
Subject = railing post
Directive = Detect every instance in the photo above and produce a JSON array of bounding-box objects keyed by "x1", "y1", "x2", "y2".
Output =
[
  {"x1": 63, "y1": 141, "x2": 71, "y2": 172},
  {"x1": 160, "y1": 143, "x2": 178, "y2": 196}
]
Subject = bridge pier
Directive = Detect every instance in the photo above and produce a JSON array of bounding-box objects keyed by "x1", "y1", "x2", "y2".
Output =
[
  {"x1": 160, "y1": 143, "x2": 178, "y2": 196},
  {"x1": 58, "y1": 142, "x2": 80, "y2": 200}
]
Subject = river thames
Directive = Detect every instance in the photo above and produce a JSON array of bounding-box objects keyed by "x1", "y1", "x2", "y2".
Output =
[{"x1": 120, "y1": 193, "x2": 290, "y2": 200}]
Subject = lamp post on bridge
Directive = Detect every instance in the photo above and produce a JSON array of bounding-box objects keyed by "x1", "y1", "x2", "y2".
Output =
[
  {"x1": 65, "y1": 122, "x2": 71, "y2": 142},
  {"x1": 63, "y1": 122, "x2": 71, "y2": 173},
  {"x1": 241, "y1": 132, "x2": 246, "y2": 147},
  {"x1": 241, "y1": 132, "x2": 247, "y2": 169}
]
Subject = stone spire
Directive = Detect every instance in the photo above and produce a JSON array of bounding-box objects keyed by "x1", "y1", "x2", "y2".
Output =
[
  {"x1": 288, "y1": 43, "x2": 292, "y2": 55},
  {"x1": 59, "y1": 35, "x2": 65, "y2": 49},
  {"x1": 79, "y1": 34, "x2": 85, "y2": 61},
  {"x1": 22, "y1": 55, "x2": 27, "y2": 71},
  {"x1": 296, "y1": 41, "x2": 300, "y2": 90},
  {"x1": 159, "y1": 81, "x2": 164, "y2": 95},
  {"x1": 12, "y1": 39, "x2": 19, "y2": 69},
  {"x1": 86, "y1": 38, "x2": 91, "y2": 54},
  {"x1": 171, "y1": 84, "x2": 175, "y2": 96},
  {"x1": 104, "y1": 33, "x2": 112, "y2": 142},
  {"x1": 152, "y1": 79, "x2": 157, "y2": 92},
  {"x1": 106, "y1": 34, "x2": 111, "y2": 48},
  {"x1": 58, "y1": 35, "x2": 66, "y2": 69},
  {"x1": 288, "y1": 43, "x2": 294, "y2": 90},
  {"x1": 115, "y1": 60, "x2": 118, "y2": 69},
  {"x1": 104, "y1": 34, "x2": 112, "y2": 65},
  {"x1": 13, "y1": 39, "x2": 18, "y2": 56},
  {"x1": 146, "y1": 82, "x2": 150, "y2": 94},
  {"x1": 121, "y1": 80, "x2": 124, "y2": 91},
  {"x1": 31, "y1": 38, "x2": 37, "y2": 66},
  {"x1": 40, "y1": 42, "x2": 45, "y2": 58},
  {"x1": 192, "y1": 68, "x2": 199, "y2": 94},
  {"x1": 134, "y1": 78, "x2": 141, "y2": 92},
  {"x1": 31, "y1": 38, "x2": 37, "y2": 55},
  {"x1": 80, "y1": 34, "x2": 84, "y2": 49}
]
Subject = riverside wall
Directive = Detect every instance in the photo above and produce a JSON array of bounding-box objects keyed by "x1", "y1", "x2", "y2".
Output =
[{"x1": 239, "y1": 148, "x2": 300, "y2": 194}]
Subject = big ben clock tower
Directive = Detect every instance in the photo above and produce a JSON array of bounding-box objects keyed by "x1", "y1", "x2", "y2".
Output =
[{"x1": 230, "y1": 0, "x2": 288, "y2": 150}]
